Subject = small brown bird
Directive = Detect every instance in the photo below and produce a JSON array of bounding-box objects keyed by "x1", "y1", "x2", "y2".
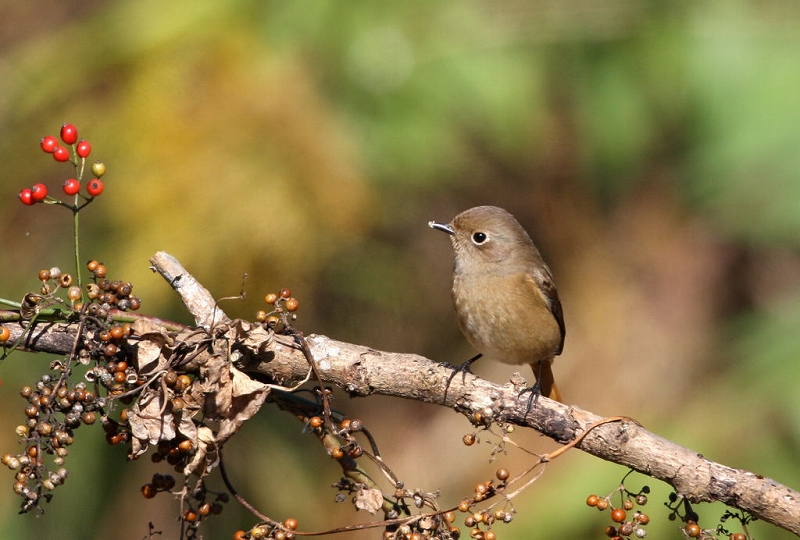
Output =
[{"x1": 429, "y1": 206, "x2": 565, "y2": 402}]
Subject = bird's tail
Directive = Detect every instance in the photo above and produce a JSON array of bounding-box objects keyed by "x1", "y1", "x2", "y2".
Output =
[{"x1": 531, "y1": 359, "x2": 562, "y2": 403}]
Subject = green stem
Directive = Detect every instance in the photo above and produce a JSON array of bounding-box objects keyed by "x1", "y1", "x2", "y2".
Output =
[{"x1": 73, "y1": 204, "x2": 82, "y2": 298}]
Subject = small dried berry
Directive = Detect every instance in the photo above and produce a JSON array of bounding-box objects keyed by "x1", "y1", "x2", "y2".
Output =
[
  {"x1": 141, "y1": 483, "x2": 157, "y2": 499},
  {"x1": 67, "y1": 286, "x2": 82, "y2": 302},
  {"x1": 684, "y1": 522, "x2": 701, "y2": 537},
  {"x1": 177, "y1": 439, "x2": 193, "y2": 453},
  {"x1": 109, "y1": 325, "x2": 126, "y2": 340}
]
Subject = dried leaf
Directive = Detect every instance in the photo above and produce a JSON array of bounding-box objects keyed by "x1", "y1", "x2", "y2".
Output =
[
  {"x1": 183, "y1": 426, "x2": 218, "y2": 477},
  {"x1": 354, "y1": 485, "x2": 384, "y2": 514},
  {"x1": 135, "y1": 339, "x2": 169, "y2": 374},
  {"x1": 128, "y1": 391, "x2": 176, "y2": 456},
  {"x1": 215, "y1": 366, "x2": 270, "y2": 444},
  {"x1": 240, "y1": 323, "x2": 272, "y2": 354}
]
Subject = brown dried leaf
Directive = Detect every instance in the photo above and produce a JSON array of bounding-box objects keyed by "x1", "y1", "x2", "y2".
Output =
[
  {"x1": 240, "y1": 322, "x2": 272, "y2": 354},
  {"x1": 215, "y1": 366, "x2": 270, "y2": 444},
  {"x1": 131, "y1": 319, "x2": 177, "y2": 373},
  {"x1": 128, "y1": 391, "x2": 175, "y2": 457},
  {"x1": 131, "y1": 317, "x2": 174, "y2": 338},
  {"x1": 183, "y1": 426, "x2": 218, "y2": 477},
  {"x1": 135, "y1": 339, "x2": 169, "y2": 374},
  {"x1": 354, "y1": 485, "x2": 384, "y2": 514}
]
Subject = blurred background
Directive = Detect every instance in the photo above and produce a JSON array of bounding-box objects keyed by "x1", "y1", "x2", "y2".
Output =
[{"x1": 1, "y1": 1, "x2": 799, "y2": 538}]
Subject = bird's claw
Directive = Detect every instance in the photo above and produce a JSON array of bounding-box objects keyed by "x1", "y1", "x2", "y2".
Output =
[
  {"x1": 518, "y1": 381, "x2": 542, "y2": 416},
  {"x1": 442, "y1": 354, "x2": 482, "y2": 402}
]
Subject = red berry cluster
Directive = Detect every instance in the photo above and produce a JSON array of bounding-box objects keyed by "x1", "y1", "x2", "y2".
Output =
[{"x1": 20, "y1": 123, "x2": 106, "y2": 206}]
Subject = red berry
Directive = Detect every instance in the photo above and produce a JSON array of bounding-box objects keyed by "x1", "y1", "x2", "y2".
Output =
[
  {"x1": 86, "y1": 179, "x2": 104, "y2": 196},
  {"x1": 53, "y1": 146, "x2": 70, "y2": 162},
  {"x1": 30, "y1": 183, "x2": 48, "y2": 202},
  {"x1": 63, "y1": 178, "x2": 81, "y2": 196},
  {"x1": 60, "y1": 123, "x2": 78, "y2": 144},
  {"x1": 76, "y1": 139, "x2": 91, "y2": 158},
  {"x1": 18, "y1": 188, "x2": 34, "y2": 206},
  {"x1": 40, "y1": 136, "x2": 58, "y2": 153}
]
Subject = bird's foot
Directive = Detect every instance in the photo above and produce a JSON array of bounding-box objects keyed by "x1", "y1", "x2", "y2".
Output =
[
  {"x1": 442, "y1": 353, "x2": 482, "y2": 402},
  {"x1": 518, "y1": 381, "x2": 542, "y2": 417}
]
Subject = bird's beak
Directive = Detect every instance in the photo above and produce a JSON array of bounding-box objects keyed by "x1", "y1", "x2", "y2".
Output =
[{"x1": 428, "y1": 220, "x2": 455, "y2": 235}]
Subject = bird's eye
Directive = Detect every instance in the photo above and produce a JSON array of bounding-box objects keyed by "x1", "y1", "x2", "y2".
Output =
[{"x1": 472, "y1": 232, "x2": 488, "y2": 245}]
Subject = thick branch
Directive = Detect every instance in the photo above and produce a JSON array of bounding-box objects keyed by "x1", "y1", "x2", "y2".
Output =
[{"x1": 0, "y1": 251, "x2": 796, "y2": 536}]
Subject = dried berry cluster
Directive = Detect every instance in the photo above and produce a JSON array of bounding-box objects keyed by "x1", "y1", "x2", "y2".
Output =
[
  {"x1": 2, "y1": 374, "x2": 99, "y2": 512},
  {"x1": 143, "y1": 473, "x2": 228, "y2": 535},
  {"x1": 663, "y1": 493, "x2": 751, "y2": 540},
  {"x1": 1, "y1": 260, "x2": 145, "y2": 513},
  {"x1": 255, "y1": 288, "x2": 299, "y2": 329},
  {"x1": 234, "y1": 517, "x2": 299, "y2": 540},
  {"x1": 586, "y1": 488, "x2": 651, "y2": 539},
  {"x1": 587, "y1": 484, "x2": 752, "y2": 540},
  {"x1": 81, "y1": 259, "x2": 141, "y2": 313},
  {"x1": 444, "y1": 467, "x2": 515, "y2": 540}
]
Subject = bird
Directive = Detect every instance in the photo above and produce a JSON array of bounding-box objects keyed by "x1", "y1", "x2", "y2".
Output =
[{"x1": 429, "y1": 205, "x2": 565, "y2": 403}]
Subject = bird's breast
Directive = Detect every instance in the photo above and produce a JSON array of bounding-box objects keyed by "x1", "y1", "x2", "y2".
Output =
[{"x1": 452, "y1": 272, "x2": 561, "y2": 365}]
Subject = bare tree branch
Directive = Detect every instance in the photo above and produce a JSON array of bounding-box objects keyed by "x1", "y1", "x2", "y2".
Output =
[{"x1": 1, "y1": 251, "x2": 797, "y2": 537}]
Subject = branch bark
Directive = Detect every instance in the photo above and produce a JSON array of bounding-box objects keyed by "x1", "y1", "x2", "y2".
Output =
[{"x1": 1, "y1": 251, "x2": 797, "y2": 536}]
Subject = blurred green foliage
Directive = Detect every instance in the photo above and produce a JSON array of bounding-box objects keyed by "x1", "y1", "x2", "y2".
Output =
[{"x1": 1, "y1": 0, "x2": 799, "y2": 538}]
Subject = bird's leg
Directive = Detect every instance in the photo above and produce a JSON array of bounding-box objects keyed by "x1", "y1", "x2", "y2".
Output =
[
  {"x1": 442, "y1": 353, "x2": 482, "y2": 402},
  {"x1": 518, "y1": 361, "x2": 544, "y2": 416}
]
